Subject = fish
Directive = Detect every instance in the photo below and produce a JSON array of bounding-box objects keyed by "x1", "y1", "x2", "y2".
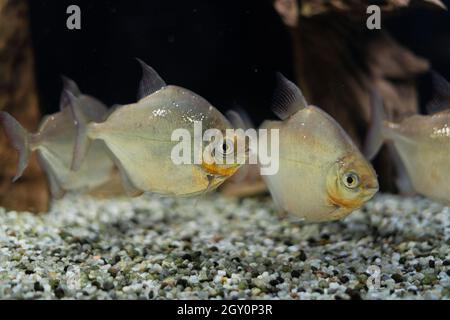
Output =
[
  {"x1": 365, "y1": 72, "x2": 450, "y2": 205},
  {"x1": 220, "y1": 108, "x2": 268, "y2": 198},
  {"x1": 67, "y1": 59, "x2": 243, "y2": 197},
  {"x1": 260, "y1": 73, "x2": 379, "y2": 222},
  {"x1": 0, "y1": 78, "x2": 115, "y2": 199}
]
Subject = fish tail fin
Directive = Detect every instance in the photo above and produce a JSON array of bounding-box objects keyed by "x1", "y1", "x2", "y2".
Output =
[
  {"x1": 64, "y1": 90, "x2": 92, "y2": 171},
  {"x1": 0, "y1": 112, "x2": 32, "y2": 182},
  {"x1": 364, "y1": 90, "x2": 386, "y2": 160}
]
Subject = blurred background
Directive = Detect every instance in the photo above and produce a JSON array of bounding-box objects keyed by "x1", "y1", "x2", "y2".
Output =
[
  {"x1": 1, "y1": 0, "x2": 449, "y2": 212},
  {"x1": 27, "y1": 0, "x2": 450, "y2": 122},
  {"x1": 28, "y1": 0, "x2": 291, "y2": 124}
]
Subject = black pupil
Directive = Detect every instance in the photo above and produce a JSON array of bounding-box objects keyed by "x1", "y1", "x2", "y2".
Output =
[
  {"x1": 347, "y1": 176, "x2": 354, "y2": 185},
  {"x1": 223, "y1": 143, "x2": 228, "y2": 152}
]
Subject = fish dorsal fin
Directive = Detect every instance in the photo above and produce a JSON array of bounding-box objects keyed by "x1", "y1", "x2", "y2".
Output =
[
  {"x1": 110, "y1": 104, "x2": 123, "y2": 111},
  {"x1": 226, "y1": 107, "x2": 254, "y2": 130},
  {"x1": 226, "y1": 110, "x2": 247, "y2": 130},
  {"x1": 136, "y1": 58, "x2": 166, "y2": 100},
  {"x1": 78, "y1": 95, "x2": 109, "y2": 122},
  {"x1": 271, "y1": 73, "x2": 308, "y2": 120},
  {"x1": 426, "y1": 71, "x2": 450, "y2": 114},
  {"x1": 60, "y1": 76, "x2": 81, "y2": 110}
]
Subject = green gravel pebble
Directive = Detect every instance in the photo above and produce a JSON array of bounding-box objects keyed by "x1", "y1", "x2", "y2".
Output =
[{"x1": 0, "y1": 193, "x2": 448, "y2": 300}]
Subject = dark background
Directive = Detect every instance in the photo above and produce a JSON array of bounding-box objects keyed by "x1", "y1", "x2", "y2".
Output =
[{"x1": 28, "y1": 0, "x2": 450, "y2": 125}]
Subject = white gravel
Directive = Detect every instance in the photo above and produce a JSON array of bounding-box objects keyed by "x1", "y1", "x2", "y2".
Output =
[{"x1": 0, "y1": 193, "x2": 449, "y2": 300}]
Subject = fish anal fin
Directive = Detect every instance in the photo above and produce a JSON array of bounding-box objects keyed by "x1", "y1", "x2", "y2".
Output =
[
  {"x1": 37, "y1": 153, "x2": 66, "y2": 199},
  {"x1": 136, "y1": 58, "x2": 167, "y2": 100},
  {"x1": 271, "y1": 73, "x2": 308, "y2": 120},
  {"x1": 105, "y1": 149, "x2": 144, "y2": 198}
]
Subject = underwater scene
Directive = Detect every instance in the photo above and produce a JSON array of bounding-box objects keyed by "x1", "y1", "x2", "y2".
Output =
[{"x1": 0, "y1": 0, "x2": 449, "y2": 302}]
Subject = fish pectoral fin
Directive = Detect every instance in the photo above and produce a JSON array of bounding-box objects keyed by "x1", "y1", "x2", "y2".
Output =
[
  {"x1": 202, "y1": 174, "x2": 217, "y2": 195},
  {"x1": 271, "y1": 73, "x2": 308, "y2": 120},
  {"x1": 136, "y1": 58, "x2": 167, "y2": 100},
  {"x1": 193, "y1": 174, "x2": 216, "y2": 207}
]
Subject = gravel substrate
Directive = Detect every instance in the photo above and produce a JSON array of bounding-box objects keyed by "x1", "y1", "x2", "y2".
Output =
[{"x1": 0, "y1": 193, "x2": 449, "y2": 300}]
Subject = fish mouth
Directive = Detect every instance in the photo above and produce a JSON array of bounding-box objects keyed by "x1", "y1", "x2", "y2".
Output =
[{"x1": 362, "y1": 178, "x2": 379, "y2": 192}]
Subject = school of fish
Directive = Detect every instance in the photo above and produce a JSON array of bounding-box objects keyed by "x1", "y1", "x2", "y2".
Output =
[{"x1": 1, "y1": 59, "x2": 449, "y2": 222}]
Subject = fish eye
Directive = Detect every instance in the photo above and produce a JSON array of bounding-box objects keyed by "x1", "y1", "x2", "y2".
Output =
[
  {"x1": 343, "y1": 172, "x2": 360, "y2": 189},
  {"x1": 222, "y1": 143, "x2": 229, "y2": 152},
  {"x1": 220, "y1": 139, "x2": 234, "y2": 155}
]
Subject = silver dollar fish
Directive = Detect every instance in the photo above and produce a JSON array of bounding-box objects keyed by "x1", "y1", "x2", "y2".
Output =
[
  {"x1": 261, "y1": 74, "x2": 379, "y2": 222},
  {"x1": 365, "y1": 72, "x2": 450, "y2": 205},
  {"x1": 67, "y1": 60, "x2": 242, "y2": 197},
  {"x1": 0, "y1": 78, "x2": 115, "y2": 198}
]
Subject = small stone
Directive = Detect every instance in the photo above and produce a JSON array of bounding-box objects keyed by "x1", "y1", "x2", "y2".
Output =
[
  {"x1": 182, "y1": 253, "x2": 192, "y2": 261},
  {"x1": 281, "y1": 265, "x2": 290, "y2": 273},
  {"x1": 345, "y1": 288, "x2": 361, "y2": 300},
  {"x1": 298, "y1": 250, "x2": 307, "y2": 261},
  {"x1": 54, "y1": 286, "x2": 65, "y2": 299},
  {"x1": 108, "y1": 267, "x2": 119, "y2": 277},
  {"x1": 34, "y1": 282, "x2": 44, "y2": 292},
  {"x1": 103, "y1": 281, "x2": 115, "y2": 291},
  {"x1": 291, "y1": 270, "x2": 302, "y2": 278},
  {"x1": 238, "y1": 281, "x2": 248, "y2": 290},
  {"x1": 422, "y1": 274, "x2": 437, "y2": 285},
  {"x1": 177, "y1": 279, "x2": 189, "y2": 288},
  {"x1": 392, "y1": 274, "x2": 403, "y2": 283},
  {"x1": 269, "y1": 279, "x2": 279, "y2": 287}
]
